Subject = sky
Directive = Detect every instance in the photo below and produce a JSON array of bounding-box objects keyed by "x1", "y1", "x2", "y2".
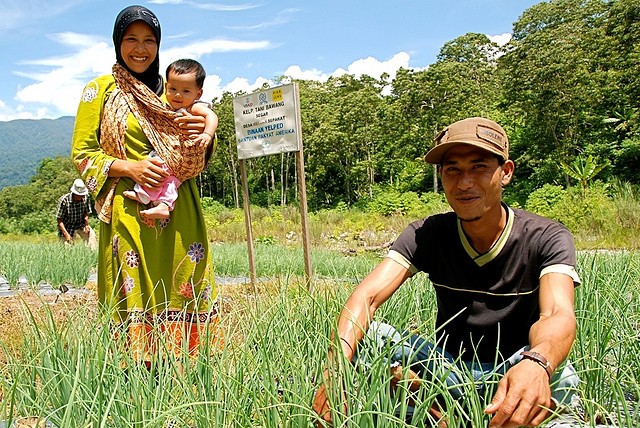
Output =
[{"x1": 0, "y1": 0, "x2": 541, "y2": 122}]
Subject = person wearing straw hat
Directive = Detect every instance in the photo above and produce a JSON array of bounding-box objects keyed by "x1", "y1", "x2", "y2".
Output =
[
  {"x1": 56, "y1": 178, "x2": 97, "y2": 250},
  {"x1": 313, "y1": 117, "x2": 581, "y2": 427}
]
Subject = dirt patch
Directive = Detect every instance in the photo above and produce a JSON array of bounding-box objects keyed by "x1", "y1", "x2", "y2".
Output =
[{"x1": 0, "y1": 289, "x2": 98, "y2": 363}]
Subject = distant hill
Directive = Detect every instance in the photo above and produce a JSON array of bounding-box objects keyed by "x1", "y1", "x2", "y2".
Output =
[{"x1": 0, "y1": 116, "x2": 75, "y2": 189}]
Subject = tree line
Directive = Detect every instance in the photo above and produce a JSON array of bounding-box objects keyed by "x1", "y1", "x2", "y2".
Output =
[
  {"x1": 204, "y1": 0, "x2": 640, "y2": 209},
  {"x1": 1, "y1": 0, "x2": 638, "y2": 229}
]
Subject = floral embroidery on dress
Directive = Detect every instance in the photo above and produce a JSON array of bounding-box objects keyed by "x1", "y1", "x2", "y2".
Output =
[
  {"x1": 141, "y1": 216, "x2": 156, "y2": 228},
  {"x1": 82, "y1": 81, "x2": 99, "y2": 103},
  {"x1": 86, "y1": 176, "x2": 98, "y2": 193},
  {"x1": 178, "y1": 282, "x2": 194, "y2": 299},
  {"x1": 159, "y1": 218, "x2": 170, "y2": 228},
  {"x1": 101, "y1": 159, "x2": 115, "y2": 177},
  {"x1": 188, "y1": 242, "x2": 205, "y2": 263},
  {"x1": 125, "y1": 249, "x2": 140, "y2": 268},
  {"x1": 112, "y1": 235, "x2": 120, "y2": 259},
  {"x1": 78, "y1": 158, "x2": 89, "y2": 174},
  {"x1": 122, "y1": 274, "x2": 135, "y2": 295}
]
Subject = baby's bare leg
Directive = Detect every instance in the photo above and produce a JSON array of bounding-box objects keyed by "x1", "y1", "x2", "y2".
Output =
[
  {"x1": 123, "y1": 190, "x2": 145, "y2": 203},
  {"x1": 140, "y1": 202, "x2": 171, "y2": 220}
]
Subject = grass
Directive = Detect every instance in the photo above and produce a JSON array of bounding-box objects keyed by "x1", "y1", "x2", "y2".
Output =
[{"x1": 0, "y1": 243, "x2": 639, "y2": 426}]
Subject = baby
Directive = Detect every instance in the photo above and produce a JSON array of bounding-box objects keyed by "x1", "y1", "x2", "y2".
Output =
[{"x1": 124, "y1": 59, "x2": 218, "y2": 219}]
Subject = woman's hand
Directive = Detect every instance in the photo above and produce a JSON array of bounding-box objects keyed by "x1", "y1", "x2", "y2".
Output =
[
  {"x1": 175, "y1": 112, "x2": 205, "y2": 136},
  {"x1": 109, "y1": 158, "x2": 168, "y2": 187}
]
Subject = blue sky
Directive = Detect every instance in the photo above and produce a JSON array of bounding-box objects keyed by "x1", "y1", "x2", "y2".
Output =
[{"x1": 0, "y1": 0, "x2": 540, "y2": 121}]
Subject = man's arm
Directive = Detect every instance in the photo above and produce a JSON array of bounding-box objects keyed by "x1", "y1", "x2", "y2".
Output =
[
  {"x1": 312, "y1": 258, "x2": 411, "y2": 423},
  {"x1": 485, "y1": 272, "x2": 577, "y2": 428},
  {"x1": 57, "y1": 217, "x2": 72, "y2": 242},
  {"x1": 82, "y1": 212, "x2": 91, "y2": 233}
]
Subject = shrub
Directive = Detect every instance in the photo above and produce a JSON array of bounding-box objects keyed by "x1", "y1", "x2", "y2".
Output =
[
  {"x1": 524, "y1": 184, "x2": 566, "y2": 219},
  {"x1": 18, "y1": 212, "x2": 55, "y2": 235},
  {"x1": 367, "y1": 189, "x2": 424, "y2": 216},
  {"x1": 201, "y1": 197, "x2": 226, "y2": 214}
]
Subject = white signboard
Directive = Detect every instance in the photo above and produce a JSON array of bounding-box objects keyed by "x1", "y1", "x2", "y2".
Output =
[{"x1": 233, "y1": 83, "x2": 302, "y2": 160}]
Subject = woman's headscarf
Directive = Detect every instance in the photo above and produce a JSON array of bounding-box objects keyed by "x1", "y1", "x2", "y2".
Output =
[{"x1": 113, "y1": 5, "x2": 163, "y2": 95}]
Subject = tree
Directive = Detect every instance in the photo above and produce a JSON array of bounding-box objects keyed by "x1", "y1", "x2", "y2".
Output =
[
  {"x1": 500, "y1": 0, "x2": 618, "y2": 190},
  {"x1": 0, "y1": 156, "x2": 77, "y2": 224}
]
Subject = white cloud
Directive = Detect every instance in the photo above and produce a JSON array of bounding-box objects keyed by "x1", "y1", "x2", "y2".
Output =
[
  {"x1": 3, "y1": 28, "x2": 420, "y2": 119},
  {"x1": 4, "y1": 32, "x2": 272, "y2": 119},
  {"x1": 221, "y1": 76, "x2": 271, "y2": 96},
  {"x1": 148, "y1": 0, "x2": 259, "y2": 12},
  {"x1": 488, "y1": 33, "x2": 512, "y2": 46},
  {"x1": 12, "y1": 32, "x2": 114, "y2": 117},
  {"x1": 162, "y1": 38, "x2": 272, "y2": 64},
  {"x1": 281, "y1": 52, "x2": 416, "y2": 86},
  {"x1": 226, "y1": 8, "x2": 299, "y2": 30},
  {"x1": 341, "y1": 52, "x2": 412, "y2": 80},
  {"x1": 282, "y1": 66, "x2": 330, "y2": 82}
]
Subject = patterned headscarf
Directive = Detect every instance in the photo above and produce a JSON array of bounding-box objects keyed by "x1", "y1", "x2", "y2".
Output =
[{"x1": 113, "y1": 5, "x2": 163, "y2": 95}]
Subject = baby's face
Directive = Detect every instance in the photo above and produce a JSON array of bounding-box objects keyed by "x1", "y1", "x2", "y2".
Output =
[{"x1": 165, "y1": 71, "x2": 202, "y2": 110}]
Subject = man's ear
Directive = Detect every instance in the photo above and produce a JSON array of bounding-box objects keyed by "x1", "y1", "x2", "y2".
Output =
[{"x1": 501, "y1": 160, "x2": 515, "y2": 186}]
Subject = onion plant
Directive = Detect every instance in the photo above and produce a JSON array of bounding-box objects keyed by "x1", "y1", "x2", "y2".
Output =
[{"x1": 0, "y1": 245, "x2": 638, "y2": 426}]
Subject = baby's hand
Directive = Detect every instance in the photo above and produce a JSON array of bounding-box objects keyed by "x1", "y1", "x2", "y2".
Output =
[{"x1": 191, "y1": 133, "x2": 212, "y2": 149}]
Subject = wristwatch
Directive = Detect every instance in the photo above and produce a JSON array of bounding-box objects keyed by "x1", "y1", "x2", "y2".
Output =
[{"x1": 520, "y1": 351, "x2": 553, "y2": 379}]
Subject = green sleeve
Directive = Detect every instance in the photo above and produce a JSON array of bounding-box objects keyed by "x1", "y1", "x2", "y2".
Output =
[{"x1": 71, "y1": 74, "x2": 117, "y2": 201}]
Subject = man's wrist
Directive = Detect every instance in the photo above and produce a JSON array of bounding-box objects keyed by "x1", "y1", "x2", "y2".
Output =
[{"x1": 520, "y1": 350, "x2": 553, "y2": 379}]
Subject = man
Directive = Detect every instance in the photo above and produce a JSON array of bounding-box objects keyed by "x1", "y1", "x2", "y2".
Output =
[
  {"x1": 312, "y1": 117, "x2": 580, "y2": 427},
  {"x1": 56, "y1": 178, "x2": 97, "y2": 250}
]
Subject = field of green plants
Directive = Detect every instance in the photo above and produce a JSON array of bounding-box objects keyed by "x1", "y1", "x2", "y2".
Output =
[{"x1": 0, "y1": 236, "x2": 639, "y2": 427}]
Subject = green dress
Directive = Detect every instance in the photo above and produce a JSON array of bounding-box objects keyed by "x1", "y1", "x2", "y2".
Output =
[{"x1": 72, "y1": 74, "x2": 219, "y2": 360}]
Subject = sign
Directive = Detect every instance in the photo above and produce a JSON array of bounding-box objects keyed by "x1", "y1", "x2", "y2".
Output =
[{"x1": 233, "y1": 83, "x2": 301, "y2": 159}]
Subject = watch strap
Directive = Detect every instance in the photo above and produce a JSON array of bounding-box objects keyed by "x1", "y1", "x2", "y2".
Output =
[{"x1": 520, "y1": 351, "x2": 553, "y2": 379}]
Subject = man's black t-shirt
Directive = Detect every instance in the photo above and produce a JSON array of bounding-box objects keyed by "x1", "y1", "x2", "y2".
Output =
[{"x1": 388, "y1": 205, "x2": 580, "y2": 362}]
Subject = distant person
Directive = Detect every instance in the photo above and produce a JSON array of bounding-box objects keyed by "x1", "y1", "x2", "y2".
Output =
[
  {"x1": 56, "y1": 178, "x2": 97, "y2": 250},
  {"x1": 123, "y1": 58, "x2": 218, "y2": 220}
]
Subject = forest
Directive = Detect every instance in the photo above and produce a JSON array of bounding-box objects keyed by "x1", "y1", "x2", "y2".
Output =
[
  {"x1": 0, "y1": 0, "x2": 639, "y2": 230},
  {"x1": 200, "y1": 0, "x2": 640, "y2": 211}
]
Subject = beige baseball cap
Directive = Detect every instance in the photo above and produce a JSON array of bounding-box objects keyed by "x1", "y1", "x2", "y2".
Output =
[{"x1": 424, "y1": 117, "x2": 509, "y2": 164}]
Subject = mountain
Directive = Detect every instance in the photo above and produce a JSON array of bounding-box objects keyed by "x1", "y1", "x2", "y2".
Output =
[{"x1": 0, "y1": 116, "x2": 75, "y2": 189}]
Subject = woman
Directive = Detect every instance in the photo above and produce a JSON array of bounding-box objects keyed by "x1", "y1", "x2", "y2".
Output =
[{"x1": 72, "y1": 5, "x2": 220, "y2": 362}]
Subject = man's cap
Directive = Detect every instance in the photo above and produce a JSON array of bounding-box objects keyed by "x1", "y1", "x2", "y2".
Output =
[
  {"x1": 424, "y1": 117, "x2": 509, "y2": 164},
  {"x1": 70, "y1": 178, "x2": 88, "y2": 196}
]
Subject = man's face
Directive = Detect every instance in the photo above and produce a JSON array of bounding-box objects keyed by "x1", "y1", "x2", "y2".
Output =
[
  {"x1": 439, "y1": 145, "x2": 513, "y2": 223},
  {"x1": 72, "y1": 194, "x2": 85, "y2": 202}
]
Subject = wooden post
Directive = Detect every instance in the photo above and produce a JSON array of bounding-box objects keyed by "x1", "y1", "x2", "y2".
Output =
[
  {"x1": 293, "y1": 83, "x2": 313, "y2": 291},
  {"x1": 296, "y1": 149, "x2": 313, "y2": 290},
  {"x1": 239, "y1": 159, "x2": 257, "y2": 293}
]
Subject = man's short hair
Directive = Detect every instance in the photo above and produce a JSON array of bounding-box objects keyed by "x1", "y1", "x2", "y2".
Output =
[{"x1": 166, "y1": 59, "x2": 206, "y2": 89}]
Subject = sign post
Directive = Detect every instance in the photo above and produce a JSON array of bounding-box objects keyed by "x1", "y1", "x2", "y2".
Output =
[{"x1": 233, "y1": 83, "x2": 313, "y2": 289}]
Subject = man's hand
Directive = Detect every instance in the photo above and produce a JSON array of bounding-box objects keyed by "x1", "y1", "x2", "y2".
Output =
[
  {"x1": 485, "y1": 359, "x2": 554, "y2": 427},
  {"x1": 312, "y1": 368, "x2": 347, "y2": 427},
  {"x1": 312, "y1": 380, "x2": 332, "y2": 426}
]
